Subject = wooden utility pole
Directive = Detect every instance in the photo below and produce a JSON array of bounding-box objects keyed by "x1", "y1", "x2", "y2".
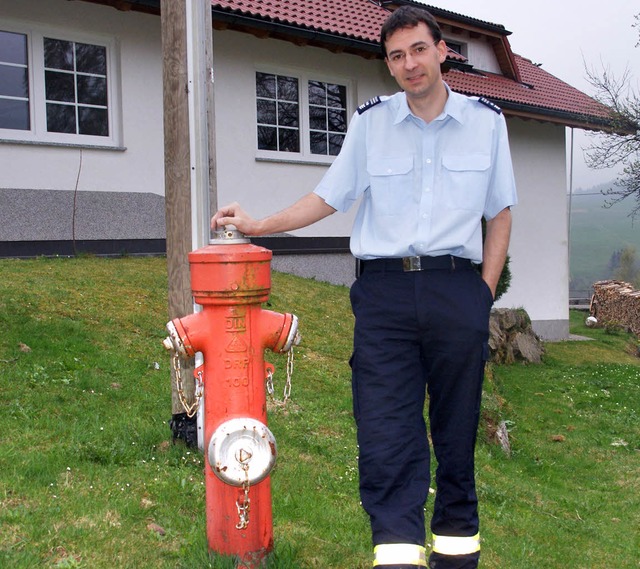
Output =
[{"x1": 161, "y1": 0, "x2": 216, "y2": 444}]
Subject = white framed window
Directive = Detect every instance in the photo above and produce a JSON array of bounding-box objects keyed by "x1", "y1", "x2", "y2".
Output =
[
  {"x1": 445, "y1": 39, "x2": 467, "y2": 58},
  {"x1": 255, "y1": 69, "x2": 351, "y2": 164},
  {"x1": 0, "y1": 23, "x2": 121, "y2": 148}
]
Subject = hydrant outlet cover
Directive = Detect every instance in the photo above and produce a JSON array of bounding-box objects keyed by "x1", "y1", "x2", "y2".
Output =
[{"x1": 208, "y1": 418, "x2": 277, "y2": 486}]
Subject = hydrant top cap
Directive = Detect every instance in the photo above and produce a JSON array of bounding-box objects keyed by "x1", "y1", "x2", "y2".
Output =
[{"x1": 210, "y1": 227, "x2": 250, "y2": 245}]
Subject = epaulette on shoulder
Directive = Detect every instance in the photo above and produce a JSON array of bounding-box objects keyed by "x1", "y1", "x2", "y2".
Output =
[
  {"x1": 477, "y1": 97, "x2": 502, "y2": 114},
  {"x1": 357, "y1": 96, "x2": 383, "y2": 115}
]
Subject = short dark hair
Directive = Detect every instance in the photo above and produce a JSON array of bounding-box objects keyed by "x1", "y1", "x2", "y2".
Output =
[{"x1": 380, "y1": 6, "x2": 442, "y2": 58}]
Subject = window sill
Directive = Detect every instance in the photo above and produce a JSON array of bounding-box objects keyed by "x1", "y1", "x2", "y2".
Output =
[
  {"x1": 255, "y1": 152, "x2": 335, "y2": 167},
  {"x1": 0, "y1": 138, "x2": 126, "y2": 151}
]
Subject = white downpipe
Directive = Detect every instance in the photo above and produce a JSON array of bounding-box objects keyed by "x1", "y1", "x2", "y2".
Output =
[
  {"x1": 186, "y1": 0, "x2": 213, "y2": 451},
  {"x1": 567, "y1": 127, "x2": 575, "y2": 260},
  {"x1": 186, "y1": 0, "x2": 211, "y2": 252}
]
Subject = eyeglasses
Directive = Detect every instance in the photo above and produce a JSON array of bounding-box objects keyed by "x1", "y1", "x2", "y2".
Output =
[{"x1": 387, "y1": 41, "x2": 438, "y2": 64}]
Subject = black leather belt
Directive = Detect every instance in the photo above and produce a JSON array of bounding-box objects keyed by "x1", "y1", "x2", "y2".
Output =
[{"x1": 360, "y1": 255, "x2": 472, "y2": 273}]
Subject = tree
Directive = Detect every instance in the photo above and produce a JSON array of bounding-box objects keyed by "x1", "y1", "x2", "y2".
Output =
[
  {"x1": 613, "y1": 245, "x2": 640, "y2": 285},
  {"x1": 584, "y1": 14, "x2": 640, "y2": 217},
  {"x1": 607, "y1": 248, "x2": 623, "y2": 275}
]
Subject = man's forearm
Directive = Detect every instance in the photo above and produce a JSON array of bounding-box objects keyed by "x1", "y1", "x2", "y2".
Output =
[
  {"x1": 255, "y1": 193, "x2": 337, "y2": 235},
  {"x1": 482, "y1": 207, "x2": 512, "y2": 298},
  {"x1": 213, "y1": 192, "x2": 336, "y2": 236}
]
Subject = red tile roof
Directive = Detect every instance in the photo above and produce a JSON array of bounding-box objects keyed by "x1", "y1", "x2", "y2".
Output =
[
  {"x1": 211, "y1": 0, "x2": 388, "y2": 42},
  {"x1": 210, "y1": 0, "x2": 510, "y2": 42},
  {"x1": 444, "y1": 55, "x2": 611, "y2": 127}
]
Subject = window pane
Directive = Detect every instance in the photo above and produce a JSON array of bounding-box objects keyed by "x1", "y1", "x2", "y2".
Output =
[
  {"x1": 327, "y1": 83, "x2": 347, "y2": 108},
  {"x1": 0, "y1": 65, "x2": 28, "y2": 98},
  {"x1": 0, "y1": 98, "x2": 29, "y2": 129},
  {"x1": 44, "y1": 38, "x2": 74, "y2": 71},
  {"x1": 310, "y1": 131, "x2": 327, "y2": 155},
  {"x1": 0, "y1": 31, "x2": 28, "y2": 65},
  {"x1": 308, "y1": 80, "x2": 326, "y2": 106},
  {"x1": 78, "y1": 106, "x2": 108, "y2": 136},
  {"x1": 309, "y1": 80, "x2": 347, "y2": 155},
  {"x1": 45, "y1": 70, "x2": 75, "y2": 102},
  {"x1": 75, "y1": 43, "x2": 106, "y2": 75},
  {"x1": 77, "y1": 75, "x2": 107, "y2": 106},
  {"x1": 256, "y1": 99, "x2": 276, "y2": 125},
  {"x1": 256, "y1": 72, "x2": 276, "y2": 98},
  {"x1": 309, "y1": 105, "x2": 327, "y2": 131},
  {"x1": 0, "y1": 31, "x2": 29, "y2": 131},
  {"x1": 328, "y1": 108, "x2": 347, "y2": 133},
  {"x1": 255, "y1": 72, "x2": 300, "y2": 154},
  {"x1": 43, "y1": 38, "x2": 110, "y2": 136},
  {"x1": 278, "y1": 101, "x2": 298, "y2": 128},
  {"x1": 329, "y1": 133, "x2": 345, "y2": 156},
  {"x1": 47, "y1": 103, "x2": 76, "y2": 133},
  {"x1": 279, "y1": 128, "x2": 299, "y2": 153},
  {"x1": 277, "y1": 76, "x2": 298, "y2": 102},
  {"x1": 257, "y1": 125, "x2": 277, "y2": 151}
]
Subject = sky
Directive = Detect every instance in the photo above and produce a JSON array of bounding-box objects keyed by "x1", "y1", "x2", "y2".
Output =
[{"x1": 417, "y1": 0, "x2": 640, "y2": 190}]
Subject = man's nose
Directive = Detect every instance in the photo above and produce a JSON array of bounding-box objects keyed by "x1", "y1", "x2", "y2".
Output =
[{"x1": 404, "y1": 53, "x2": 417, "y2": 69}]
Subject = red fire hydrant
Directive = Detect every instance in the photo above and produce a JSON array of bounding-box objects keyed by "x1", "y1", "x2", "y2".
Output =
[{"x1": 162, "y1": 228, "x2": 300, "y2": 568}]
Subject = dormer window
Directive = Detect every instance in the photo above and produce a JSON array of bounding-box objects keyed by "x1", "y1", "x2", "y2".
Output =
[{"x1": 445, "y1": 40, "x2": 466, "y2": 58}]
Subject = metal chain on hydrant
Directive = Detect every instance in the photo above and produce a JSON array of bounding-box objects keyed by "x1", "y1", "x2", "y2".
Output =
[
  {"x1": 266, "y1": 346, "x2": 295, "y2": 406},
  {"x1": 171, "y1": 352, "x2": 203, "y2": 418},
  {"x1": 235, "y1": 449, "x2": 252, "y2": 529}
]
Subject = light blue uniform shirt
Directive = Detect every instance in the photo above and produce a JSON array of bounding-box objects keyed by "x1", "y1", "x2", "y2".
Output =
[{"x1": 314, "y1": 84, "x2": 518, "y2": 263}]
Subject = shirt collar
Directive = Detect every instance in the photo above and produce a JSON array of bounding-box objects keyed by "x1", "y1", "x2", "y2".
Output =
[{"x1": 394, "y1": 83, "x2": 465, "y2": 125}]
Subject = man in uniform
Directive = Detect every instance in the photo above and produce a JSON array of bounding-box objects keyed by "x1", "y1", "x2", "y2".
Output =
[{"x1": 212, "y1": 6, "x2": 517, "y2": 568}]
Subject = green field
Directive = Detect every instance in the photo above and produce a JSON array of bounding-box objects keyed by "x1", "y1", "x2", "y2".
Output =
[
  {"x1": 569, "y1": 188, "x2": 640, "y2": 297},
  {"x1": 1, "y1": 257, "x2": 639, "y2": 568}
]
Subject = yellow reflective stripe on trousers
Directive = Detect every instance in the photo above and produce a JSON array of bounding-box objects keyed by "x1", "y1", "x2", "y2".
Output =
[
  {"x1": 373, "y1": 544, "x2": 427, "y2": 566},
  {"x1": 431, "y1": 533, "x2": 481, "y2": 555}
]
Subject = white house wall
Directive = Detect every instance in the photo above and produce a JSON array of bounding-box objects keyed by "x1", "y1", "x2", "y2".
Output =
[
  {"x1": 442, "y1": 31, "x2": 501, "y2": 74},
  {"x1": 0, "y1": 0, "x2": 164, "y2": 241},
  {"x1": 497, "y1": 118, "x2": 569, "y2": 339}
]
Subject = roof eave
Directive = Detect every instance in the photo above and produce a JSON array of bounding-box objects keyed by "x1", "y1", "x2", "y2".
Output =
[
  {"x1": 211, "y1": 8, "x2": 382, "y2": 58},
  {"x1": 395, "y1": 1, "x2": 511, "y2": 36},
  {"x1": 78, "y1": 0, "x2": 160, "y2": 14},
  {"x1": 496, "y1": 101, "x2": 616, "y2": 132}
]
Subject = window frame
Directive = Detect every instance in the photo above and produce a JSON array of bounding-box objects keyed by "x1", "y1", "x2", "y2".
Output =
[
  {"x1": 444, "y1": 38, "x2": 467, "y2": 59},
  {"x1": 254, "y1": 67, "x2": 353, "y2": 165},
  {"x1": 0, "y1": 21, "x2": 122, "y2": 148}
]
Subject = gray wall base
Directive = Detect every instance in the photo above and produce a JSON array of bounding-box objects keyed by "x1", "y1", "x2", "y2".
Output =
[
  {"x1": 532, "y1": 319, "x2": 569, "y2": 341},
  {"x1": 271, "y1": 253, "x2": 356, "y2": 288}
]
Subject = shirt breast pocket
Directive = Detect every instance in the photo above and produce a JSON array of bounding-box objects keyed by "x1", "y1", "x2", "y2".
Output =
[
  {"x1": 442, "y1": 154, "x2": 491, "y2": 212},
  {"x1": 367, "y1": 156, "x2": 414, "y2": 216}
]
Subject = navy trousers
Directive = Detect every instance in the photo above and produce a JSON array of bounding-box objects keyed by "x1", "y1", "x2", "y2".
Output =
[{"x1": 350, "y1": 259, "x2": 493, "y2": 569}]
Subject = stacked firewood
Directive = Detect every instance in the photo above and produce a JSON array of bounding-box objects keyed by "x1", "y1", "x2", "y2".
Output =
[{"x1": 591, "y1": 280, "x2": 640, "y2": 336}]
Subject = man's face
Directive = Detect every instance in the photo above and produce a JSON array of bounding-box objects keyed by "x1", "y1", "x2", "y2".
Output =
[{"x1": 384, "y1": 22, "x2": 447, "y2": 101}]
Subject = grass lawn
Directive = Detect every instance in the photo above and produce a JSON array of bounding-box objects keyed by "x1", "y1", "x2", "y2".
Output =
[{"x1": 0, "y1": 256, "x2": 638, "y2": 568}]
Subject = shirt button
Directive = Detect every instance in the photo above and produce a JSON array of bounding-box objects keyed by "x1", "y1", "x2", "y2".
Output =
[
  {"x1": 424, "y1": 187, "x2": 431, "y2": 192},
  {"x1": 387, "y1": 168, "x2": 393, "y2": 173},
  {"x1": 426, "y1": 159, "x2": 432, "y2": 164},
  {"x1": 422, "y1": 213, "x2": 428, "y2": 219}
]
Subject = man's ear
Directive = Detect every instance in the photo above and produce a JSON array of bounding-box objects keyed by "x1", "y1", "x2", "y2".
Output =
[{"x1": 436, "y1": 40, "x2": 448, "y2": 64}]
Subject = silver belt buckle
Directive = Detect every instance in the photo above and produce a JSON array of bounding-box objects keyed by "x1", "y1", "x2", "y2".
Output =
[{"x1": 402, "y1": 256, "x2": 422, "y2": 272}]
